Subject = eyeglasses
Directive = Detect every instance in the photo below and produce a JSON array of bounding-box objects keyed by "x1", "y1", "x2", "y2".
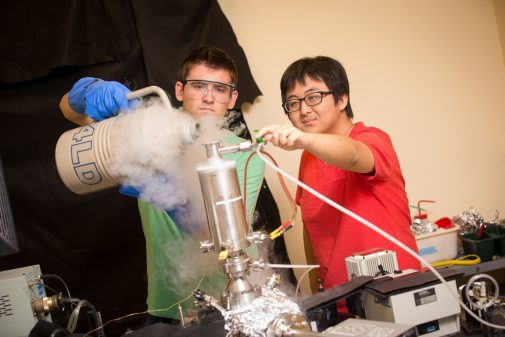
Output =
[
  {"x1": 282, "y1": 91, "x2": 333, "y2": 113},
  {"x1": 182, "y1": 80, "x2": 235, "y2": 104}
]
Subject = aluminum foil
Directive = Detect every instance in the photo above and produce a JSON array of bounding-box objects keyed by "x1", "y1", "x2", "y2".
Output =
[
  {"x1": 222, "y1": 287, "x2": 302, "y2": 337},
  {"x1": 452, "y1": 208, "x2": 484, "y2": 234},
  {"x1": 411, "y1": 218, "x2": 439, "y2": 236}
]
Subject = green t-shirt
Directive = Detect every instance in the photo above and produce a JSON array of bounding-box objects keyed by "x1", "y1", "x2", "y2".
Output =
[{"x1": 138, "y1": 133, "x2": 265, "y2": 319}]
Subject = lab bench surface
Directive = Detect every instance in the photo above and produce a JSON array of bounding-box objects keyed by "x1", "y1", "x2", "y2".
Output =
[{"x1": 456, "y1": 257, "x2": 505, "y2": 275}]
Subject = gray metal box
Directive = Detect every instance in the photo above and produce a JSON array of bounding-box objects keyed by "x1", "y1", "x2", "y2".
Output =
[
  {"x1": 0, "y1": 265, "x2": 51, "y2": 337},
  {"x1": 363, "y1": 279, "x2": 460, "y2": 337},
  {"x1": 324, "y1": 318, "x2": 416, "y2": 337}
]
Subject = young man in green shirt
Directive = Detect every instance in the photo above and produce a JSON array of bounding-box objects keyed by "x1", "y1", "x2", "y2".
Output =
[{"x1": 60, "y1": 46, "x2": 265, "y2": 324}]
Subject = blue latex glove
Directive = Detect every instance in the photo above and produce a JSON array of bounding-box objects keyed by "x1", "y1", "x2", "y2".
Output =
[
  {"x1": 118, "y1": 185, "x2": 140, "y2": 198},
  {"x1": 68, "y1": 77, "x2": 136, "y2": 121}
]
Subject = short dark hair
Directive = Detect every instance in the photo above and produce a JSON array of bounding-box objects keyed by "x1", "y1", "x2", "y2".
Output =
[
  {"x1": 280, "y1": 56, "x2": 353, "y2": 118},
  {"x1": 177, "y1": 46, "x2": 238, "y2": 86}
]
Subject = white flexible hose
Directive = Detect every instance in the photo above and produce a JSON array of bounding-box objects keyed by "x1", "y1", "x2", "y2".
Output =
[
  {"x1": 464, "y1": 274, "x2": 500, "y2": 310},
  {"x1": 256, "y1": 144, "x2": 505, "y2": 330}
]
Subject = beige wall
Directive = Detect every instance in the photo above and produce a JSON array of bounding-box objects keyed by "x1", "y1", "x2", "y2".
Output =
[
  {"x1": 495, "y1": 0, "x2": 505, "y2": 67},
  {"x1": 219, "y1": 0, "x2": 505, "y2": 294}
]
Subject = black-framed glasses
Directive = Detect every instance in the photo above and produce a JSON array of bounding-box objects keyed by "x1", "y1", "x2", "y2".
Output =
[
  {"x1": 182, "y1": 79, "x2": 236, "y2": 103},
  {"x1": 282, "y1": 91, "x2": 333, "y2": 113}
]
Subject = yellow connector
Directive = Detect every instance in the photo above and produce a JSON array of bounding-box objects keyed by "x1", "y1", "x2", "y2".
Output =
[{"x1": 219, "y1": 250, "x2": 229, "y2": 260}]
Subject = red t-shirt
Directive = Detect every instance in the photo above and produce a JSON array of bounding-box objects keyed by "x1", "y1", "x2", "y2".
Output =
[{"x1": 296, "y1": 122, "x2": 420, "y2": 288}]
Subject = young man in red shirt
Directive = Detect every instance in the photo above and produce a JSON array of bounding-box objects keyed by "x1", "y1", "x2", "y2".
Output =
[{"x1": 256, "y1": 56, "x2": 420, "y2": 289}]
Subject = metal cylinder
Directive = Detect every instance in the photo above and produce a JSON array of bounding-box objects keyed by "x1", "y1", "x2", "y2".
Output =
[
  {"x1": 197, "y1": 159, "x2": 249, "y2": 253},
  {"x1": 55, "y1": 86, "x2": 200, "y2": 195},
  {"x1": 32, "y1": 295, "x2": 63, "y2": 314},
  {"x1": 266, "y1": 313, "x2": 312, "y2": 337},
  {"x1": 55, "y1": 117, "x2": 118, "y2": 195}
]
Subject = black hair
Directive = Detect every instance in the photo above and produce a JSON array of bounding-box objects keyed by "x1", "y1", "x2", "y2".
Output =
[{"x1": 280, "y1": 56, "x2": 353, "y2": 118}]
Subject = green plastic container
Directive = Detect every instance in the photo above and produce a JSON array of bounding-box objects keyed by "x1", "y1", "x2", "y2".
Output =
[{"x1": 460, "y1": 225, "x2": 505, "y2": 262}]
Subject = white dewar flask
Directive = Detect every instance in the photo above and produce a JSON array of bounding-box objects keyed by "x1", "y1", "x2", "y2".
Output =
[{"x1": 55, "y1": 86, "x2": 200, "y2": 195}]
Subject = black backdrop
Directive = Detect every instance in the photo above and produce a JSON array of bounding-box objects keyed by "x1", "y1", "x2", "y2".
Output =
[{"x1": 0, "y1": 0, "x2": 293, "y2": 335}]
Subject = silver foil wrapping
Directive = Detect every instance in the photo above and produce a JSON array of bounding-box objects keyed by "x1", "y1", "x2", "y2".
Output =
[
  {"x1": 452, "y1": 208, "x2": 484, "y2": 234},
  {"x1": 411, "y1": 218, "x2": 439, "y2": 235},
  {"x1": 223, "y1": 287, "x2": 302, "y2": 337}
]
